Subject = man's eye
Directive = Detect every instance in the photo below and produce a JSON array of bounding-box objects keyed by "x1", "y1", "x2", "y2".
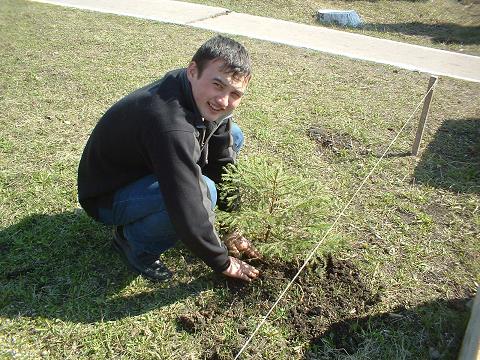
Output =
[{"x1": 214, "y1": 82, "x2": 222, "y2": 89}]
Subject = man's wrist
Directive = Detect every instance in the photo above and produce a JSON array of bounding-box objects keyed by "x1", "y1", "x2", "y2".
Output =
[{"x1": 216, "y1": 256, "x2": 231, "y2": 273}]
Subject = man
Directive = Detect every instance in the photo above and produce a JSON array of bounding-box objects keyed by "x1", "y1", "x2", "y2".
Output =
[{"x1": 78, "y1": 35, "x2": 259, "y2": 282}]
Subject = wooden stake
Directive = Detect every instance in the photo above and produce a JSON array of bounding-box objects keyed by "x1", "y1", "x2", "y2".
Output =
[
  {"x1": 458, "y1": 286, "x2": 480, "y2": 360},
  {"x1": 412, "y1": 75, "x2": 438, "y2": 156}
]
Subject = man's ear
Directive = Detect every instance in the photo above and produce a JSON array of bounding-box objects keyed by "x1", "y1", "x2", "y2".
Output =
[
  {"x1": 243, "y1": 74, "x2": 252, "y2": 88},
  {"x1": 186, "y1": 61, "x2": 198, "y2": 81}
]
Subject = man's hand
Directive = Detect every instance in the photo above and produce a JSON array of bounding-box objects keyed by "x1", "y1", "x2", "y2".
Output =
[
  {"x1": 222, "y1": 256, "x2": 259, "y2": 282},
  {"x1": 223, "y1": 231, "x2": 262, "y2": 260}
]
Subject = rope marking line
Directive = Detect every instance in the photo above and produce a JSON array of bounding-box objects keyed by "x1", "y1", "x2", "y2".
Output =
[{"x1": 233, "y1": 79, "x2": 439, "y2": 359}]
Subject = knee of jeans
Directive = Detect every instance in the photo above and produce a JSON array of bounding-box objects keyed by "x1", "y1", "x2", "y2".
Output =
[
  {"x1": 98, "y1": 207, "x2": 114, "y2": 225},
  {"x1": 202, "y1": 175, "x2": 217, "y2": 209},
  {"x1": 231, "y1": 123, "x2": 244, "y2": 153},
  {"x1": 124, "y1": 212, "x2": 177, "y2": 255}
]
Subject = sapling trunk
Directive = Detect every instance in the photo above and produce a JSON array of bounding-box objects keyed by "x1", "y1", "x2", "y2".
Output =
[{"x1": 264, "y1": 167, "x2": 280, "y2": 242}]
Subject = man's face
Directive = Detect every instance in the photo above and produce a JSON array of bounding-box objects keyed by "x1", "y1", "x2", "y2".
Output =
[{"x1": 187, "y1": 58, "x2": 249, "y2": 122}]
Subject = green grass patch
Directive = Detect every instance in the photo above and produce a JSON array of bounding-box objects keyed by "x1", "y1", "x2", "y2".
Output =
[
  {"x1": 185, "y1": 0, "x2": 480, "y2": 55},
  {"x1": 1, "y1": 0, "x2": 479, "y2": 359}
]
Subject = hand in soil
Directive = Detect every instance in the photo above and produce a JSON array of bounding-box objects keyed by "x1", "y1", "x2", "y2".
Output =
[
  {"x1": 222, "y1": 230, "x2": 262, "y2": 260},
  {"x1": 222, "y1": 256, "x2": 259, "y2": 282}
]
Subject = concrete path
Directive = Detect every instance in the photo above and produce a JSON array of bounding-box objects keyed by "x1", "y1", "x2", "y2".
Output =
[
  {"x1": 32, "y1": 0, "x2": 229, "y2": 24},
  {"x1": 32, "y1": 0, "x2": 480, "y2": 83}
]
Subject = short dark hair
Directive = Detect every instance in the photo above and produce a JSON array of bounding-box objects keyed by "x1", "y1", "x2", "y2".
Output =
[{"x1": 192, "y1": 35, "x2": 251, "y2": 79}]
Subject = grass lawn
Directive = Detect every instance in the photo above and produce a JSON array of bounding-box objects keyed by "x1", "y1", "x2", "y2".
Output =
[
  {"x1": 185, "y1": 0, "x2": 480, "y2": 56},
  {"x1": 1, "y1": 0, "x2": 479, "y2": 359}
]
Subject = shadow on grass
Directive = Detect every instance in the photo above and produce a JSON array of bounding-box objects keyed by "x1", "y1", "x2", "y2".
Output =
[
  {"x1": 364, "y1": 22, "x2": 480, "y2": 45},
  {"x1": 413, "y1": 118, "x2": 480, "y2": 194},
  {"x1": 304, "y1": 297, "x2": 472, "y2": 359},
  {"x1": 0, "y1": 211, "x2": 214, "y2": 324}
]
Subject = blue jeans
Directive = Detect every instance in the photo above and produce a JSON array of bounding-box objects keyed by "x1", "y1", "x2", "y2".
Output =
[{"x1": 98, "y1": 123, "x2": 244, "y2": 256}]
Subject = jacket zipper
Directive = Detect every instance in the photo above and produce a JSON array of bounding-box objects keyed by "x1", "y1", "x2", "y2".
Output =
[{"x1": 200, "y1": 117, "x2": 230, "y2": 152}]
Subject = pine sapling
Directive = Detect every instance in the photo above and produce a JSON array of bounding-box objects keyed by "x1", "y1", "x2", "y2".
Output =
[{"x1": 217, "y1": 156, "x2": 332, "y2": 260}]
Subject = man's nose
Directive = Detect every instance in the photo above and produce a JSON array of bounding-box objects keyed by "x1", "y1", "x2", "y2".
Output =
[{"x1": 216, "y1": 93, "x2": 229, "y2": 108}]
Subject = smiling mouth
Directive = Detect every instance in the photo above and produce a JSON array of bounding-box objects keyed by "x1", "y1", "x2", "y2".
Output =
[{"x1": 208, "y1": 102, "x2": 223, "y2": 113}]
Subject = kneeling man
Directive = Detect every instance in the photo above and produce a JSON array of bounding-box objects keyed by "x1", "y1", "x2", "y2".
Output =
[{"x1": 77, "y1": 35, "x2": 259, "y2": 282}]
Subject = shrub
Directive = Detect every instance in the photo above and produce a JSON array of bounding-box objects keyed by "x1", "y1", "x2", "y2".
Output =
[{"x1": 217, "y1": 156, "x2": 333, "y2": 259}]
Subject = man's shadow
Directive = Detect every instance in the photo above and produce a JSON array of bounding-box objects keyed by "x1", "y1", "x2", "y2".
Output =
[
  {"x1": 413, "y1": 118, "x2": 480, "y2": 194},
  {"x1": 0, "y1": 211, "x2": 216, "y2": 324}
]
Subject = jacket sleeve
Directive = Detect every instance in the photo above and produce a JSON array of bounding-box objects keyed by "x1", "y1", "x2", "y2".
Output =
[
  {"x1": 143, "y1": 126, "x2": 230, "y2": 273},
  {"x1": 202, "y1": 117, "x2": 237, "y2": 184}
]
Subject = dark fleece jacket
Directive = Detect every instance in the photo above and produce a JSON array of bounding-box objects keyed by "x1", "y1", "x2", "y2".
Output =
[{"x1": 77, "y1": 68, "x2": 237, "y2": 272}]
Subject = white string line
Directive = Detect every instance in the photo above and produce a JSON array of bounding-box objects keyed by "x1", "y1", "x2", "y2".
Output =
[{"x1": 234, "y1": 80, "x2": 438, "y2": 359}]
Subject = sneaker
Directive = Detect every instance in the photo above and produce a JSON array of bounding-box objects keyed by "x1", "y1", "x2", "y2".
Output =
[{"x1": 112, "y1": 226, "x2": 173, "y2": 281}]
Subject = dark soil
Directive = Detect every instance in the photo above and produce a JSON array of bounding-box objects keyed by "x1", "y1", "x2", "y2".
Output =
[
  {"x1": 289, "y1": 255, "x2": 381, "y2": 338},
  {"x1": 176, "y1": 313, "x2": 206, "y2": 334},
  {"x1": 308, "y1": 126, "x2": 371, "y2": 155},
  {"x1": 176, "y1": 255, "x2": 383, "y2": 358}
]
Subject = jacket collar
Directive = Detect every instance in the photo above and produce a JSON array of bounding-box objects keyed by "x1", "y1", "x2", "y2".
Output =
[{"x1": 179, "y1": 68, "x2": 205, "y2": 129}]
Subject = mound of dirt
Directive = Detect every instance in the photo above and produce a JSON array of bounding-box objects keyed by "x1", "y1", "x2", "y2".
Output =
[
  {"x1": 176, "y1": 255, "x2": 383, "y2": 358},
  {"x1": 308, "y1": 126, "x2": 370, "y2": 155},
  {"x1": 287, "y1": 255, "x2": 382, "y2": 339},
  {"x1": 176, "y1": 313, "x2": 206, "y2": 334}
]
